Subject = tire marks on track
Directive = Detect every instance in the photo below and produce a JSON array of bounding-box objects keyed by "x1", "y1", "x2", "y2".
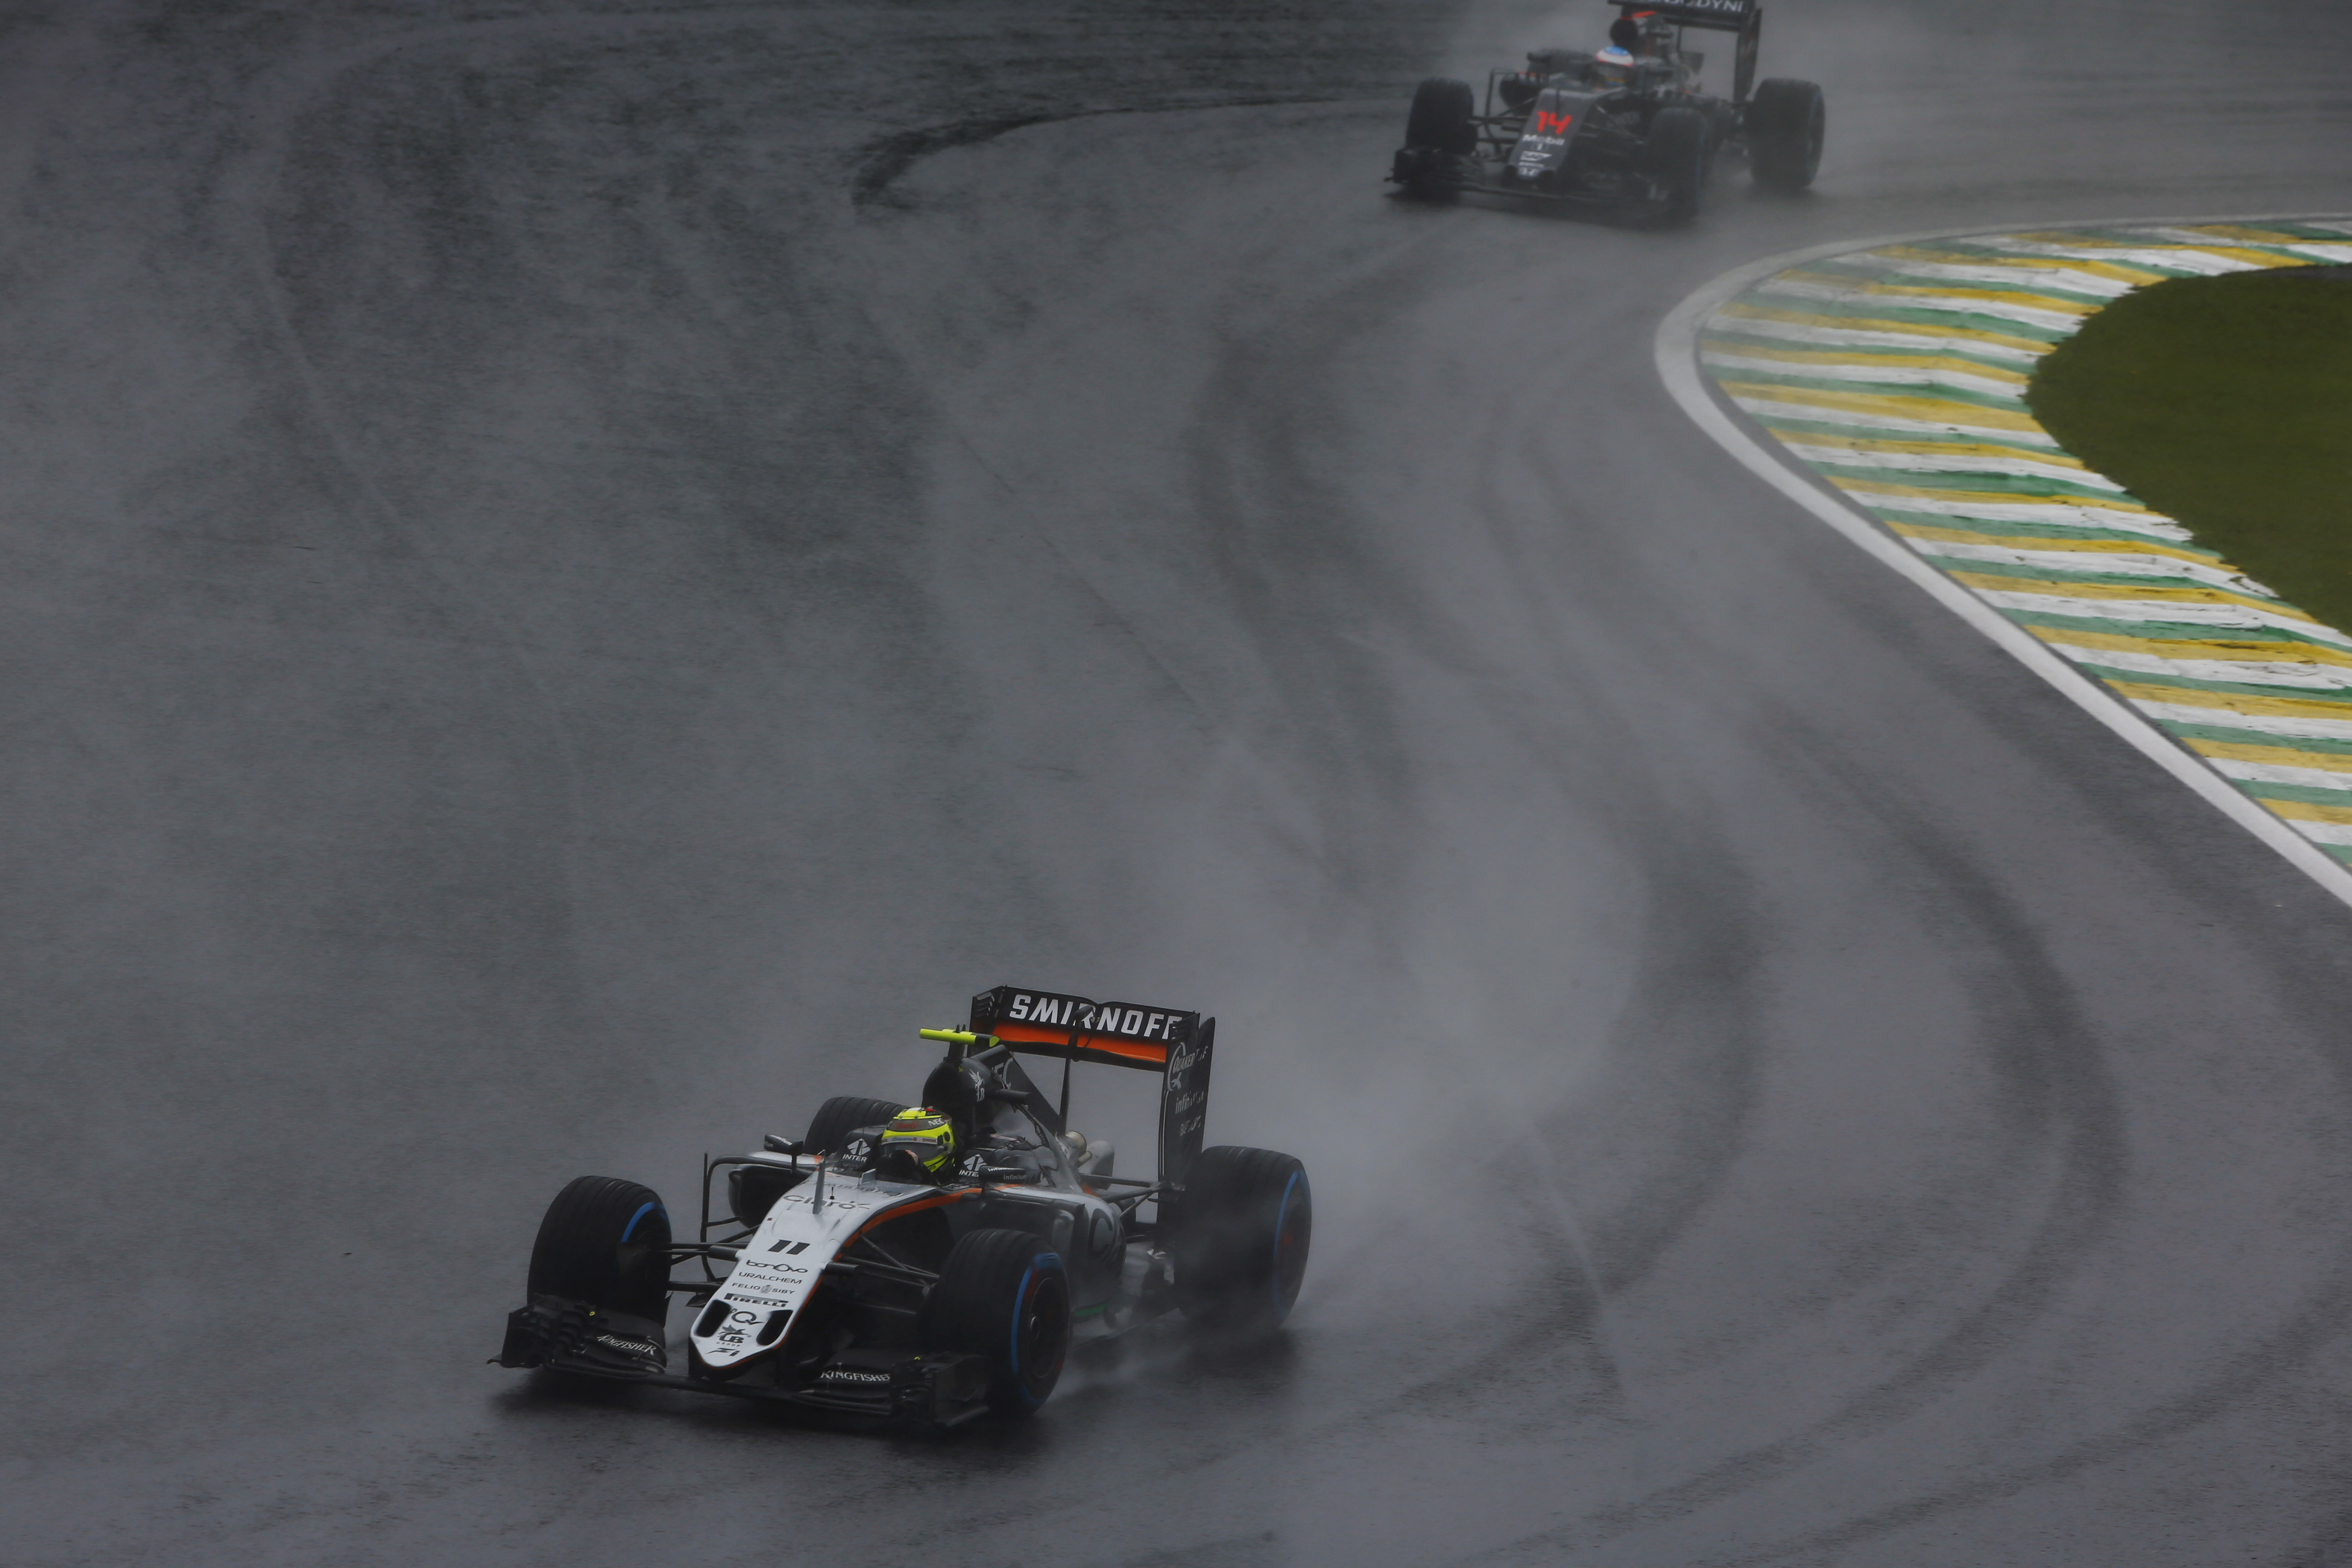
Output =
[{"x1": 1469, "y1": 694, "x2": 2133, "y2": 1562}]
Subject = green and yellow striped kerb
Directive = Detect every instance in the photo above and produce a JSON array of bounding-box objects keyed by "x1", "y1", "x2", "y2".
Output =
[{"x1": 1700, "y1": 221, "x2": 2352, "y2": 865}]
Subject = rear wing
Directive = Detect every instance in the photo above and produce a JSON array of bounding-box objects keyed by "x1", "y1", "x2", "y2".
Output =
[
  {"x1": 968, "y1": 985, "x2": 1215, "y2": 1188},
  {"x1": 1615, "y1": 0, "x2": 1764, "y2": 100}
]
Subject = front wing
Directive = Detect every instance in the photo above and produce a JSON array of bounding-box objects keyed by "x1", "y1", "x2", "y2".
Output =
[
  {"x1": 496, "y1": 1295, "x2": 996, "y2": 1424},
  {"x1": 1388, "y1": 148, "x2": 1662, "y2": 209}
]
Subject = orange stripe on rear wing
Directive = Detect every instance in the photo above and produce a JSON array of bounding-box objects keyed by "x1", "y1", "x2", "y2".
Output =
[{"x1": 992, "y1": 1021, "x2": 1171, "y2": 1068}]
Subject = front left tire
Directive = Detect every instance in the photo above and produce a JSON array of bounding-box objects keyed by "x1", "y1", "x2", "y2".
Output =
[
  {"x1": 1646, "y1": 106, "x2": 1712, "y2": 223},
  {"x1": 921, "y1": 1227, "x2": 1072, "y2": 1416}
]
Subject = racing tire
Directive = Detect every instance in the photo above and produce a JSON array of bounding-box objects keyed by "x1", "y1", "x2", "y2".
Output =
[
  {"x1": 1748, "y1": 78, "x2": 1825, "y2": 192},
  {"x1": 1403, "y1": 77, "x2": 1476, "y2": 157},
  {"x1": 1645, "y1": 106, "x2": 1711, "y2": 224},
  {"x1": 526, "y1": 1175, "x2": 673, "y2": 1323},
  {"x1": 920, "y1": 1227, "x2": 1072, "y2": 1416},
  {"x1": 804, "y1": 1094, "x2": 905, "y2": 1155},
  {"x1": 1169, "y1": 1146, "x2": 1312, "y2": 1338}
]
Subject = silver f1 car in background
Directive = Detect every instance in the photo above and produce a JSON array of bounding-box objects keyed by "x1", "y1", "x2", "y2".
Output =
[
  {"x1": 1389, "y1": 0, "x2": 1825, "y2": 222},
  {"x1": 494, "y1": 986, "x2": 1312, "y2": 1427}
]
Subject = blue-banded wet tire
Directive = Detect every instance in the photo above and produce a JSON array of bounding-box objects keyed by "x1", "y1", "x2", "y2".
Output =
[
  {"x1": 804, "y1": 1095, "x2": 905, "y2": 1155},
  {"x1": 1404, "y1": 77, "x2": 1477, "y2": 157},
  {"x1": 526, "y1": 1176, "x2": 673, "y2": 1322},
  {"x1": 1748, "y1": 78, "x2": 1825, "y2": 192},
  {"x1": 1169, "y1": 1146, "x2": 1312, "y2": 1338},
  {"x1": 920, "y1": 1227, "x2": 1072, "y2": 1416},
  {"x1": 1645, "y1": 106, "x2": 1711, "y2": 223}
]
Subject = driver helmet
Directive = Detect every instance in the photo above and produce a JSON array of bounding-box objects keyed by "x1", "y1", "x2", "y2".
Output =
[
  {"x1": 1592, "y1": 44, "x2": 1636, "y2": 87},
  {"x1": 876, "y1": 1107, "x2": 959, "y2": 1181}
]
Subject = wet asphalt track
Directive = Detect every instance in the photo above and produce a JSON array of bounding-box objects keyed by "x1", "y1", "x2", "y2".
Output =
[{"x1": 12, "y1": 1, "x2": 2352, "y2": 1563}]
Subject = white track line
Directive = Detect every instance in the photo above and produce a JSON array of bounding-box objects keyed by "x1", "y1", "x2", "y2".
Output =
[{"x1": 1655, "y1": 217, "x2": 2352, "y2": 912}]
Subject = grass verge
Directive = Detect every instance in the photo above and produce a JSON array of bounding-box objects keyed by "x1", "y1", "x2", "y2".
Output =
[{"x1": 2027, "y1": 265, "x2": 2352, "y2": 633}]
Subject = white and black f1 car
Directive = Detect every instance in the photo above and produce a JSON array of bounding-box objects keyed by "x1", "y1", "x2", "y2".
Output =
[
  {"x1": 495, "y1": 986, "x2": 1312, "y2": 1427},
  {"x1": 1388, "y1": 0, "x2": 1825, "y2": 221}
]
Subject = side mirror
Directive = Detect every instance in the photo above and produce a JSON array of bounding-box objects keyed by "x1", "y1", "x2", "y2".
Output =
[{"x1": 763, "y1": 1134, "x2": 806, "y2": 1155}]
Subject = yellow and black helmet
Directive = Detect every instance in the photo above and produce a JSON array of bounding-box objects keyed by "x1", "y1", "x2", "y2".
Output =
[{"x1": 876, "y1": 1107, "x2": 959, "y2": 1181}]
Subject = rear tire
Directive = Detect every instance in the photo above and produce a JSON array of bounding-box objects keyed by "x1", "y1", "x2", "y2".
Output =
[
  {"x1": 1646, "y1": 106, "x2": 1710, "y2": 223},
  {"x1": 921, "y1": 1228, "x2": 1072, "y2": 1416},
  {"x1": 527, "y1": 1176, "x2": 672, "y2": 1322},
  {"x1": 1748, "y1": 78, "x2": 1825, "y2": 192},
  {"x1": 1403, "y1": 77, "x2": 1476, "y2": 156},
  {"x1": 1169, "y1": 1146, "x2": 1312, "y2": 1337},
  {"x1": 804, "y1": 1095, "x2": 905, "y2": 1155}
]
